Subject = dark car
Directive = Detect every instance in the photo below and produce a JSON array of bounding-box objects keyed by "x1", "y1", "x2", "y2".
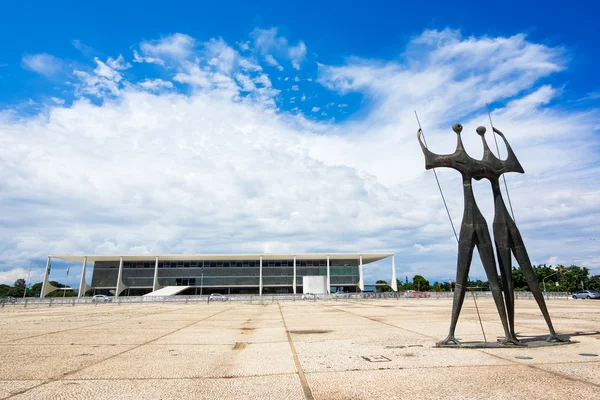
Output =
[{"x1": 1, "y1": 296, "x2": 17, "y2": 304}]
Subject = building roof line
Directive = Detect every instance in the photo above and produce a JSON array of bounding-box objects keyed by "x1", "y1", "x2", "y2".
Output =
[{"x1": 49, "y1": 253, "x2": 394, "y2": 264}]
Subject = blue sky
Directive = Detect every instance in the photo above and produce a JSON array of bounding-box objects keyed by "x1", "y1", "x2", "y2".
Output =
[{"x1": 0, "y1": 0, "x2": 599, "y2": 286}]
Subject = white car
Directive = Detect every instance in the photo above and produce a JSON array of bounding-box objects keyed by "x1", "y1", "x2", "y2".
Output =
[
  {"x1": 91, "y1": 294, "x2": 111, "y2": 303},
  {"x1": 208, "y1": 293, "x2": 228, "y2": 302},
  {"x1": 302, "y1": 293, "x2": 319, "y2": 300}
]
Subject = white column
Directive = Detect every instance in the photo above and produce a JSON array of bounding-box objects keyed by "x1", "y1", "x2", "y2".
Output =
[
  {"x1": 40, "y1": 256, "x2": 51, "y2": 299},
  {"x1": 78, "y1": 256, "x2": 88, "y2": 297},
  {"x1": 293, "y1": 256, "x2": 297, "y2": 294},
  {"x1": 115, "y1": 256, "x2": 124, "y2": 297},
  {"x1": 326, "y1": 256, "x2": 331, "y2": 294},
  {"x1": 152, "y1": 256, "x2": 160, "y2": 291},
  {"x1": 259, "y1": 256, "x2": 263, "y2": 296},
  {"x1": 391, "y1": 254, "x2": 398, "y2": 292},
  {"x1": 358, "y1": 255, "x2": 364, "y2": 292}
]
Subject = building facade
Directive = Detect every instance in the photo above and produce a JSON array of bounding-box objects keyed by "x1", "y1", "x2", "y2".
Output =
[{"x1": 40, "y1": 253, "x2": 397, "y2": 297}]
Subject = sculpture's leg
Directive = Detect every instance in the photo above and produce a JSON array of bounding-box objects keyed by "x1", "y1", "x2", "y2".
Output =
[
  {"x1": 511, "y1": 239, "x2": 565, "y2": 342},
  {"x1": 496, "y1": 242, "x2": 519, "y2": 343},
  {"x1": 474, "y1": 225, "x2": 517, "y2": 345},
  {"x1": 437, "y1": 227, "x2": 475, "y2": 346}
]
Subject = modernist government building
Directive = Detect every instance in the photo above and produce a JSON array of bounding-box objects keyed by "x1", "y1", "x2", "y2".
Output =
[{"x1": 40, "y1": 253, "x2": 398, "y2": 297}]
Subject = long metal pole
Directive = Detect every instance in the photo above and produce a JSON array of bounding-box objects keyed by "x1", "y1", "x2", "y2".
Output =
[
  {"x1": 64, "y1": 262, "x2": 70, "y2": 299},
  {"x1": 470, "y1": 288, "x2": 487, "y2": 343},
  {"x1": 414, "y1": 111, "x2": 459, "y2": 243},
  {"x1": 486, "y1": 104, "x2": 516, "y2": 222},
  {"x1": 23, "y1": 263, "x2": 32, "y2": 300}
]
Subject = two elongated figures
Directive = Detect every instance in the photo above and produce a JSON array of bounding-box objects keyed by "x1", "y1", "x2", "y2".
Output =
[{"x1": 418, "y1": 124, "x2": 563, "y2": 345}]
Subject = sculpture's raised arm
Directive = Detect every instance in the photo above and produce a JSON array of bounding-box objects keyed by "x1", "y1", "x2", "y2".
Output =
[
  {"x1": 417, "y1": 124, "x2": 470, "y2": 173},
  {"x1": 492, "y1": 126, "x2": 524, "y2": 174}
]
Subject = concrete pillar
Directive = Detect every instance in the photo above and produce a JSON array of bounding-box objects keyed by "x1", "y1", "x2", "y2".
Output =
[
  {"x1": 358, "y1": 255, "x2": 364, "y2": 292},
  {"x1": 40, "y1": 256, "x2": 51, "y2": 299},
  {"x1": 152, "y1": 256, "x2": 160, "y2": 291},
  {"x1": 326, "y1": 256, "x2": 331, "y2": 294},
  {"x1": 391, "y1": 254, "x2": 398, "y2": 292},
  {"x1": 78, "y1": 256, "x2": 88, "y2": 297},
  {"x1": 293, "y1": 256, "x2": 297, "y2": 294},
  {"x1": 115, "y1": 256, "x2": 124, "y2": 297},
  {"x1": 259, "y1": 256, "x2": 263, "y2": 296}
]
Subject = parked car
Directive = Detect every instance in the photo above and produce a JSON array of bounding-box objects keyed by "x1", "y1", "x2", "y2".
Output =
[
  {"x1": 404, "y1": 290, "x2": 430, "y2": 298},
  {"x1": 572, "y1": 290, "x2": 600, "y2": 299},
  {"x1": 91, "y1": 294, "x2": 111, "y2": 303},
  {"x1": 302, "y1": 293, "x2": 319, "y2": 300},
  {"x1": 1, "y1": 296, "x2": 17, "y2": 304},
  {"x1": 333, "y1": 292, "x2": 348, "y2": 299},
  {"x1": 208, "y1": 293, "x2": 228, "y2": 302}
]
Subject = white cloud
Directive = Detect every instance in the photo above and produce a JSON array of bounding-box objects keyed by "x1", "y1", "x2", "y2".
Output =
[
  {"x1": 106, "y1": 55, "x2": 131, "y2": 71},
  {"x1": 21, "y1": 53, "x2": 64, "y2": 77},
  {"x1": 250, "y1": 27, "x2": 306, "y2": 70},
  {"x1": 138, "y1": 78, "x2": 174, "y2": 91},
  {"x1": 238, "y1": 41, "x2": 250, "y2": 51},
  {"x1": 132, "y1": 50, "x2": 164, "y2": 66},
  {"x1": 50, "y1": 97, "x2": 65, "y2": 105},
  {"x1": 239, "y1": 58, "x2": 262, "y2": 72},
  {"x1": 291, "y1": 85, "x2": 299, "y2": 91},
  {"x1": 264, "y1": 54, "x2": 283, "y2": 71},
  {"x1": 139, "y1": 33, "x2": 195, "y2": 64},
  {"x1": 2, "y1": 28, "x2": 600, "y2": 286},
  {"x1": 301, "y1": 95, "x2": 306, "y2": 101}
]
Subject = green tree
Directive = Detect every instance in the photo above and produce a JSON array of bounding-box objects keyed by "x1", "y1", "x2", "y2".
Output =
[
  {"x1": 589, "y1": 275, "x2": 600, "y2": 292},
  {"x1": 511, "y1": 267, "x2": 528, "y2": 290},
  {"x1": 413, "y1": 275, "x2": 430, "y2": 291},
  {"x1": 558, "y1": 265, "x2": 589, "y2": 293},
  {"x1": 375, "y1": 280, "x2": 392, "y2": 292}
]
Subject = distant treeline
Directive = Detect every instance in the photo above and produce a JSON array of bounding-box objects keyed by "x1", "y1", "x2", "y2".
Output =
[{"x1": 375, "y1": 265, "x2": 600, "y2": 293}]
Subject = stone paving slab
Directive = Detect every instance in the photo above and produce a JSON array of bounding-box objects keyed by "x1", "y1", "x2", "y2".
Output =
[
  {"x1": 0, "y1": 344, "x2": 135, "y2": 380},
  {"x1": 153, "y1": 326, "x2": 288, "y2": 345},
  {"x1": 5, "y1": 376, "x2": 305, "y2": 400},
  {"x1": 305, "y1": 365, "x2": 599, "y2": 399},
  {"x1": 0, "y1": 380, "x2": 44, "y2": 400},
  {"x1": 69, "y1": 342, "x2": 297, "y2": 379}
]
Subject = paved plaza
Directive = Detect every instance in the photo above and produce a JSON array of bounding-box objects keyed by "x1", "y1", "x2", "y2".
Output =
[{"x1": 1, "y1": 298, "x2": 599, "y2": 399}]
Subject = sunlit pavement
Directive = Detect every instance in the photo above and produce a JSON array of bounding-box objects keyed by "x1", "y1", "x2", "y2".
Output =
[{"x1": 1, "y1": 298, "x2": 599, "y2": 399}]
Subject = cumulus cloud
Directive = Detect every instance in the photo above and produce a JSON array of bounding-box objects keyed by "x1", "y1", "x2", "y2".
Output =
[
  {"x1": 250, "y1": 27, "x2": 306, "y2": 70},
  {"x1": 1, "y1": 28, "x2": 599, "y2": 286},
  {"x1": 21, "y1": 53, "x2": 64, "y2": 77}
]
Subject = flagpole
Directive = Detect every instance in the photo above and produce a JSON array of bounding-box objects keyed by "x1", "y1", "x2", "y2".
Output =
[
  {"x1": 64, "y1": 262, "x2": 70, "y2": 299},
  {"x1": 23, "y1": 263, "x2": 32, "y2": 300}
]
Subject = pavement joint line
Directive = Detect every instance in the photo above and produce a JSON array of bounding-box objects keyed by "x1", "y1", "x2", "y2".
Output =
[
  {"x1": 322, "y1": 303, "x2": 439, "y2": 340},
  {"x1": 481, "y1": 350, "x2": 600, "y2": 389},
  {"x1": 4, "y1": 306, "x2": 237, "y2": 400},
  {"x1": 0, "y1": 372, "x2": 300, "y2": 382},
  {"x1": 4, "y1": 305, "x2": 194, "y2": 344},
  {"x1": 278, "y1": 303, "x2": 314, "y2": 400}
]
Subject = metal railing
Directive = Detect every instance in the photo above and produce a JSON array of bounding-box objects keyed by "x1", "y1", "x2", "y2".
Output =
[{"x1": 0, "y1": 290, "x2": 574, "y2": 308}]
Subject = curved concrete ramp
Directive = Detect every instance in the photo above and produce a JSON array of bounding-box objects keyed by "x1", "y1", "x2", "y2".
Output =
[{"x1": 143, "y1": 286, "x2": 191, "y2": 296}]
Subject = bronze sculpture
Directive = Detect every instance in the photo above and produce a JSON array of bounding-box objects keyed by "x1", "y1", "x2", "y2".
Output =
[
  {"x1": 418, "y1": 124, "x2": 563, "y2": 345},
  {"x1": 475, "y1": 126, "x2": 563, "y2": 343}
]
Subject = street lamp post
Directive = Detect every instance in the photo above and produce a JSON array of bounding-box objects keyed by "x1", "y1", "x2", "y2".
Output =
[{"x1": 542, "y1": 271, "x2": 560, "y2": 293}]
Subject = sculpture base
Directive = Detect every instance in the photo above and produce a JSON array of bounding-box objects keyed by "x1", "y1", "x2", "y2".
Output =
[{"x1": 436, "y1": 336, "x2": 576, "y2": 349}]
